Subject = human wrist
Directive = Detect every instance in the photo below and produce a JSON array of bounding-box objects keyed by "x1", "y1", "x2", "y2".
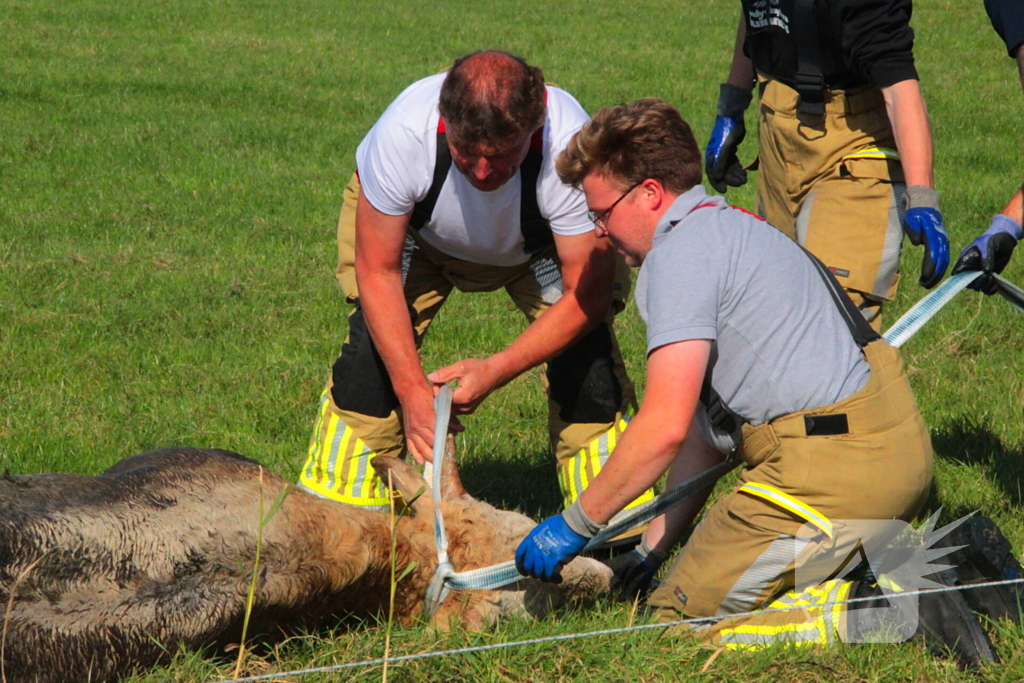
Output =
[
  {"x1": 717, "y1": 83, "x2": 753, "y2": 118},
  {"x1": 562, "y1": 500, "x2": 606, "y2": 538},
  {"x1": 991, "y1": 213, "x2": 1024, "y2": 240},
  {"x1": 636, "y1": 532, "x2": 670, "y2": 564},
  {"x1": 904, "y1": 185, "x2": 940, "y2": 211}
]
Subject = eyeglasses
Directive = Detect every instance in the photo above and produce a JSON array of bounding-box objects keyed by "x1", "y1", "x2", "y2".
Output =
[{"x1": 587, "y1": 181, "x2": 642, "y2": 229}]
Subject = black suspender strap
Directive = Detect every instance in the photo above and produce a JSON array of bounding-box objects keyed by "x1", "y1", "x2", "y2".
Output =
[
  {"x1": 800, "y1": 246, "x2": 882, "y2": 348},
  {"x1": 409, "y1": 121, "x2": 552, "y2": 254},
  {"x1": 409, "y1": 128, "x2": 453, "y2": 231},
  {"x1": 519, "y1": 135, "x2": 554, "y2": 255},
  {"x1": 792, "y1": 0, "x2": 826, "y2": 123}
]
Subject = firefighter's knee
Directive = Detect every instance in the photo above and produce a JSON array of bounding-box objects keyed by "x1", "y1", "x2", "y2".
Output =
[
  {"x1": 547, "y1": 323, "x2": 622, "y2": 424},
  {"x1": 330, "y1": 307, "x2": 400, "y2": 418}
]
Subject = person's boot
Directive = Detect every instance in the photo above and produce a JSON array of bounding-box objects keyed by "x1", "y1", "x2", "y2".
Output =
[
  {"x1": 940, "y1": 514, "x2": 1024, "y2": 624},
  {"x1": 847, "y1": 577, "x2": 999, "y2": 670}
]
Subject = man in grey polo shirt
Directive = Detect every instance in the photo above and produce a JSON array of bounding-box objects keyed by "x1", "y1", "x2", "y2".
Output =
[{"x1": 514, "y1": 99, "x2": 1011, "y2": 667}]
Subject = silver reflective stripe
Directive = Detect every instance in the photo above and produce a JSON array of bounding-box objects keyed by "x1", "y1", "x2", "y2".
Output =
[
  {"x1": 401, "y1": 233, "x2": 417, "y2": 286},
  {"x1": 794, "y1": 191, "x2": 814, "y2": 247},
  {"x1": 529, "y1": 255, "x2": 563, "y2": 305},
  {"x1": 873, "y1": 182, "x2": 905, "y2": 299},
  {"x1": 717, "y1": 535, "x2": 810, "y2": 616}
]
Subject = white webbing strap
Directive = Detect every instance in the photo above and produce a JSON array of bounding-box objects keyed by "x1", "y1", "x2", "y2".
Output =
[
  {"x1": 424, "y1": 385, "x2": 454, "y2": 617},
  {"x1": 882, "y1": 271, "x2": 982, "y2": 347}
]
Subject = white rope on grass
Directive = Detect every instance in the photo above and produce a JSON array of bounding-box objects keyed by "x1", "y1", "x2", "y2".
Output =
[{"x1": 214, "y1": 576, "x2": 1024, "y2": 683}]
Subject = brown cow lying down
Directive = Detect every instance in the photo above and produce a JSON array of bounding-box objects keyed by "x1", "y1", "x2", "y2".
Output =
[{"x1": 0, "y1": 445, "x2": 612, "y2": 683}]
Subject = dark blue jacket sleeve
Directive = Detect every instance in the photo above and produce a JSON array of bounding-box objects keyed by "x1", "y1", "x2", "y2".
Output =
[{"x1": 985, "y1": 0, "x2": 1024, "y2": 57}]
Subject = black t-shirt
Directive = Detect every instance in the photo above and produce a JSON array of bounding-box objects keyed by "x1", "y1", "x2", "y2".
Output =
[
  {"x1": 741, "y1": 0, "x2": 919, "y2": 89},
  {"x1": 985, "y1": 0, "x2": 1024, "y2": 58}
]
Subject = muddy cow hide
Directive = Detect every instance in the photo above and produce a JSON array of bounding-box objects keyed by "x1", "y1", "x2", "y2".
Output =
[{"x1": 0, "y1": 445, "x2": 612, "y2": 683}]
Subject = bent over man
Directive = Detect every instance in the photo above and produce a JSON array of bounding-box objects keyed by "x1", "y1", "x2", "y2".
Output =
[
  {"x1": 300, "y1": 51, "x2": 651, "y2": 520},
  {"x1": 516, "y1": 99, "x2": 1020, "y2": 667},
  {"x1": 705, "y1": 0, "x2": 949, "y2": 327}
]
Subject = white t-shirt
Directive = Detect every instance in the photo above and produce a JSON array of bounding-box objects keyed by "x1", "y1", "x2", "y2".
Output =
[{"x1": 355, "y1": 73, "x2": 593, "y2": 266}]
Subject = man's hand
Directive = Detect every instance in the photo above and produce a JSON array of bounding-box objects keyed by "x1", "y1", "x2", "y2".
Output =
[
  {"x1": 903, "y1": 185, "x2": 950, "y2": 289},
  {"x1": 604, "y1": 544, "x2": 670, "y2": 601},
  {"x1": 705, "y1": 83, "x2": 752, "y2": 194},
  {"x1": 515, "y1": 514, "x2": 590, "y2": 583},
  {"x1": 428, "y1": 358, "x2": 503, "y2": 415},
  {"x1": 400, "y1": 386, "x2": 437, "y2": 464},
  {"x1": 952, "y1": 214, "x2": 1022, "y2": 295}
]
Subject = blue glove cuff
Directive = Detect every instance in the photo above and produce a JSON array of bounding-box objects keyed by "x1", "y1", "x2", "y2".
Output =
[
  {"x1": 987, "y1": 213, "x2": 1024, "y2": 241},
  {"x1": 717, "y1": 83, "x2": 753, "y2": 118}
]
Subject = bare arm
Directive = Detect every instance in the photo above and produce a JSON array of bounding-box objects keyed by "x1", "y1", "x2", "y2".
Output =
[
  {"x1": 1000, "y1": 188, "x2": 1024, "y2": 223},
  {"x1": 354, "y1": 191, "x2": 437, "y2": 462},
  {"x1": 882, "y1": 79, "x2": 934, "y2": 188},
  {"x1": 577, "y1": 339, "x2": 711, "y2": 524},
  {"x1": 726, "y1": 14, "x2": 756, "y2": 90},
  {"x1": 431, "y1": 230, "x2": 617, "y2": 414}
]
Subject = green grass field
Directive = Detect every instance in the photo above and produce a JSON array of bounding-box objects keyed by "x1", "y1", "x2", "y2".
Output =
[{"x1": 3, "y1": 0, "x2": 1024, "y2": 680}]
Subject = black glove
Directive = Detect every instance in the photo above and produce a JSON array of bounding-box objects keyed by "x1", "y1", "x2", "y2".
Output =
[
  {"x1": 951, "y1": 214, "x2": 1022, "y2": 295},
  {"x1": 603, "y1": 540, "x2": 670, "y2": 600},
  {"x1": 704, "y1": 83, "x2": 753, "y2": 194}
]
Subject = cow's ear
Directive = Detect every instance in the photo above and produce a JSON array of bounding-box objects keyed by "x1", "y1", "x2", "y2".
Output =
[
  {"x1": 371, "y1": 456, "x2": 433, "y2": 518},
  {"x1": 439, "y1": 434, "x2": 467, "y2": 501}
]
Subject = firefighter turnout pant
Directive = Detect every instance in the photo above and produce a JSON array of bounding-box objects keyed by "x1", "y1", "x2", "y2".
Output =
[
  {"x1": 647, "y1": 340, "x2": 933, "y2": 648},
  {"x1": 299, "y1": 173, "x2": 653, "y2": 512},
  {"x1": 756, "y1": 78, "x2": 908, "y2": 330}
]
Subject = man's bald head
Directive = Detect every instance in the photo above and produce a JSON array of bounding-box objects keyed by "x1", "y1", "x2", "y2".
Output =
[{"x1": 439, "y1": 50, "x2": 546, "y2": 155}]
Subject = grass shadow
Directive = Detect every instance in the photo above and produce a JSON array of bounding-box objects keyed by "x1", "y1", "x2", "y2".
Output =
[
  {"x1": 925, "y1": 416, "x2": 1024, "y2": 516},
  {"x1": 456, "y1": 449, "x2": 563, "y2": 521}
]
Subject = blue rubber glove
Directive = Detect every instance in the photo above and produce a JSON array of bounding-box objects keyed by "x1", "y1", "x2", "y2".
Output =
[
  {"x1": 704, "y1": 83, "x2": 753, "y2": 194},
  {"x1": 903, "y1": 186, "x2": 950, "y2": 289},
  {"x1": 515, "y1": 512, "x2": 591, "y2": 583},
  {"x1": 952, "y1": 214, "x2": 1022, "y2": 295}
]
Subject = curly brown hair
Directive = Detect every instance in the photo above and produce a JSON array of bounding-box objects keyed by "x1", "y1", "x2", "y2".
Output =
[
  {"x1": 438, "y1": 50, "x2": 546, "y2": 155},
  {"x1": 556, "y1": 98, "x2": 702, "y2": 193}
]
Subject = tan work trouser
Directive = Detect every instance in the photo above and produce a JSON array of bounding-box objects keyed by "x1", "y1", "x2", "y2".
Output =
[
  {"x1": 757, "y1": 79, "x2": 907, "y2": 329},
  {"x1": 300, "y1": 173, "x2": 651, "y2": 513},
  {"x1": 647, "y1": 340, "x2": 933, "y2": 646}
]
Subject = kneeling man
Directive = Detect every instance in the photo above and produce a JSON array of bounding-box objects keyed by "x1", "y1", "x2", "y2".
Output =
[{"x1": 516, "y1": 99, "x2": 1011, "y2": 667}]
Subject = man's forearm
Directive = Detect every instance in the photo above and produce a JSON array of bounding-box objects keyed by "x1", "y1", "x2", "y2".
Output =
[
  {"x1": 726, "y1": 14, "x2": 756, "y2": 90},
  {"x1": 882, "y1": 79, "x2": 934, "y2": 188},
  {"x1": 1001, "y1": 188, "x2": 1024, "y2": 224},
  {"x1": 577, "y1": 407, "x2": 688, "y2": 524},
  {"x1": 486, "y1": 285, "x2": 609, "y2": 388},
  {"x1": 357, "y1": 268, "x2": 430, "y2": 403}
]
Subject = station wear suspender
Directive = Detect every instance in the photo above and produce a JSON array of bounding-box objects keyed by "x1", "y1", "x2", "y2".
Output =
[
  {"x1": 408, "y1": 119, "x2": 554, "y2": 256},
  {"x1": 792, "y1": 0, "x2": 827, "y2": 122}
]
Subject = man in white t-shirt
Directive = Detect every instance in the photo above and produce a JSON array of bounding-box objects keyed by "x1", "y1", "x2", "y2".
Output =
[{"x1": 300, "y1": 51, "x2": 652, "y2": 524}]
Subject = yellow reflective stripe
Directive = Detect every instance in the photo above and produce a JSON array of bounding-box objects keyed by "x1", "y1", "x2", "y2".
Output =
[
  {"x1": 720, "y1": 620, "x2": 828, "y2": 649},
  {"x1": 559, "y1": 409, "x2": 652, "y2": 510},
  {"x1": 829, "y1": 580, "x2": 853, "y2": 637},
  {"x1": 737, "y1": 483, "x2": 833, "y2": 539},
  {"x1": 841, "y1": 146, "x2": 900, "y2": 161},
  {"x1": 299, "y1": 398, "x2": 390, "y2": 507},
  {"x1": 878, "y1": 574, "x2": 904, "y2": 592}
]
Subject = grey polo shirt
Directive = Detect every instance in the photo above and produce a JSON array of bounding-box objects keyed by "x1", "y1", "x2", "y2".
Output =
[{"x1": 635, "y1": 186, "x2": 870, "y2": 435}]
